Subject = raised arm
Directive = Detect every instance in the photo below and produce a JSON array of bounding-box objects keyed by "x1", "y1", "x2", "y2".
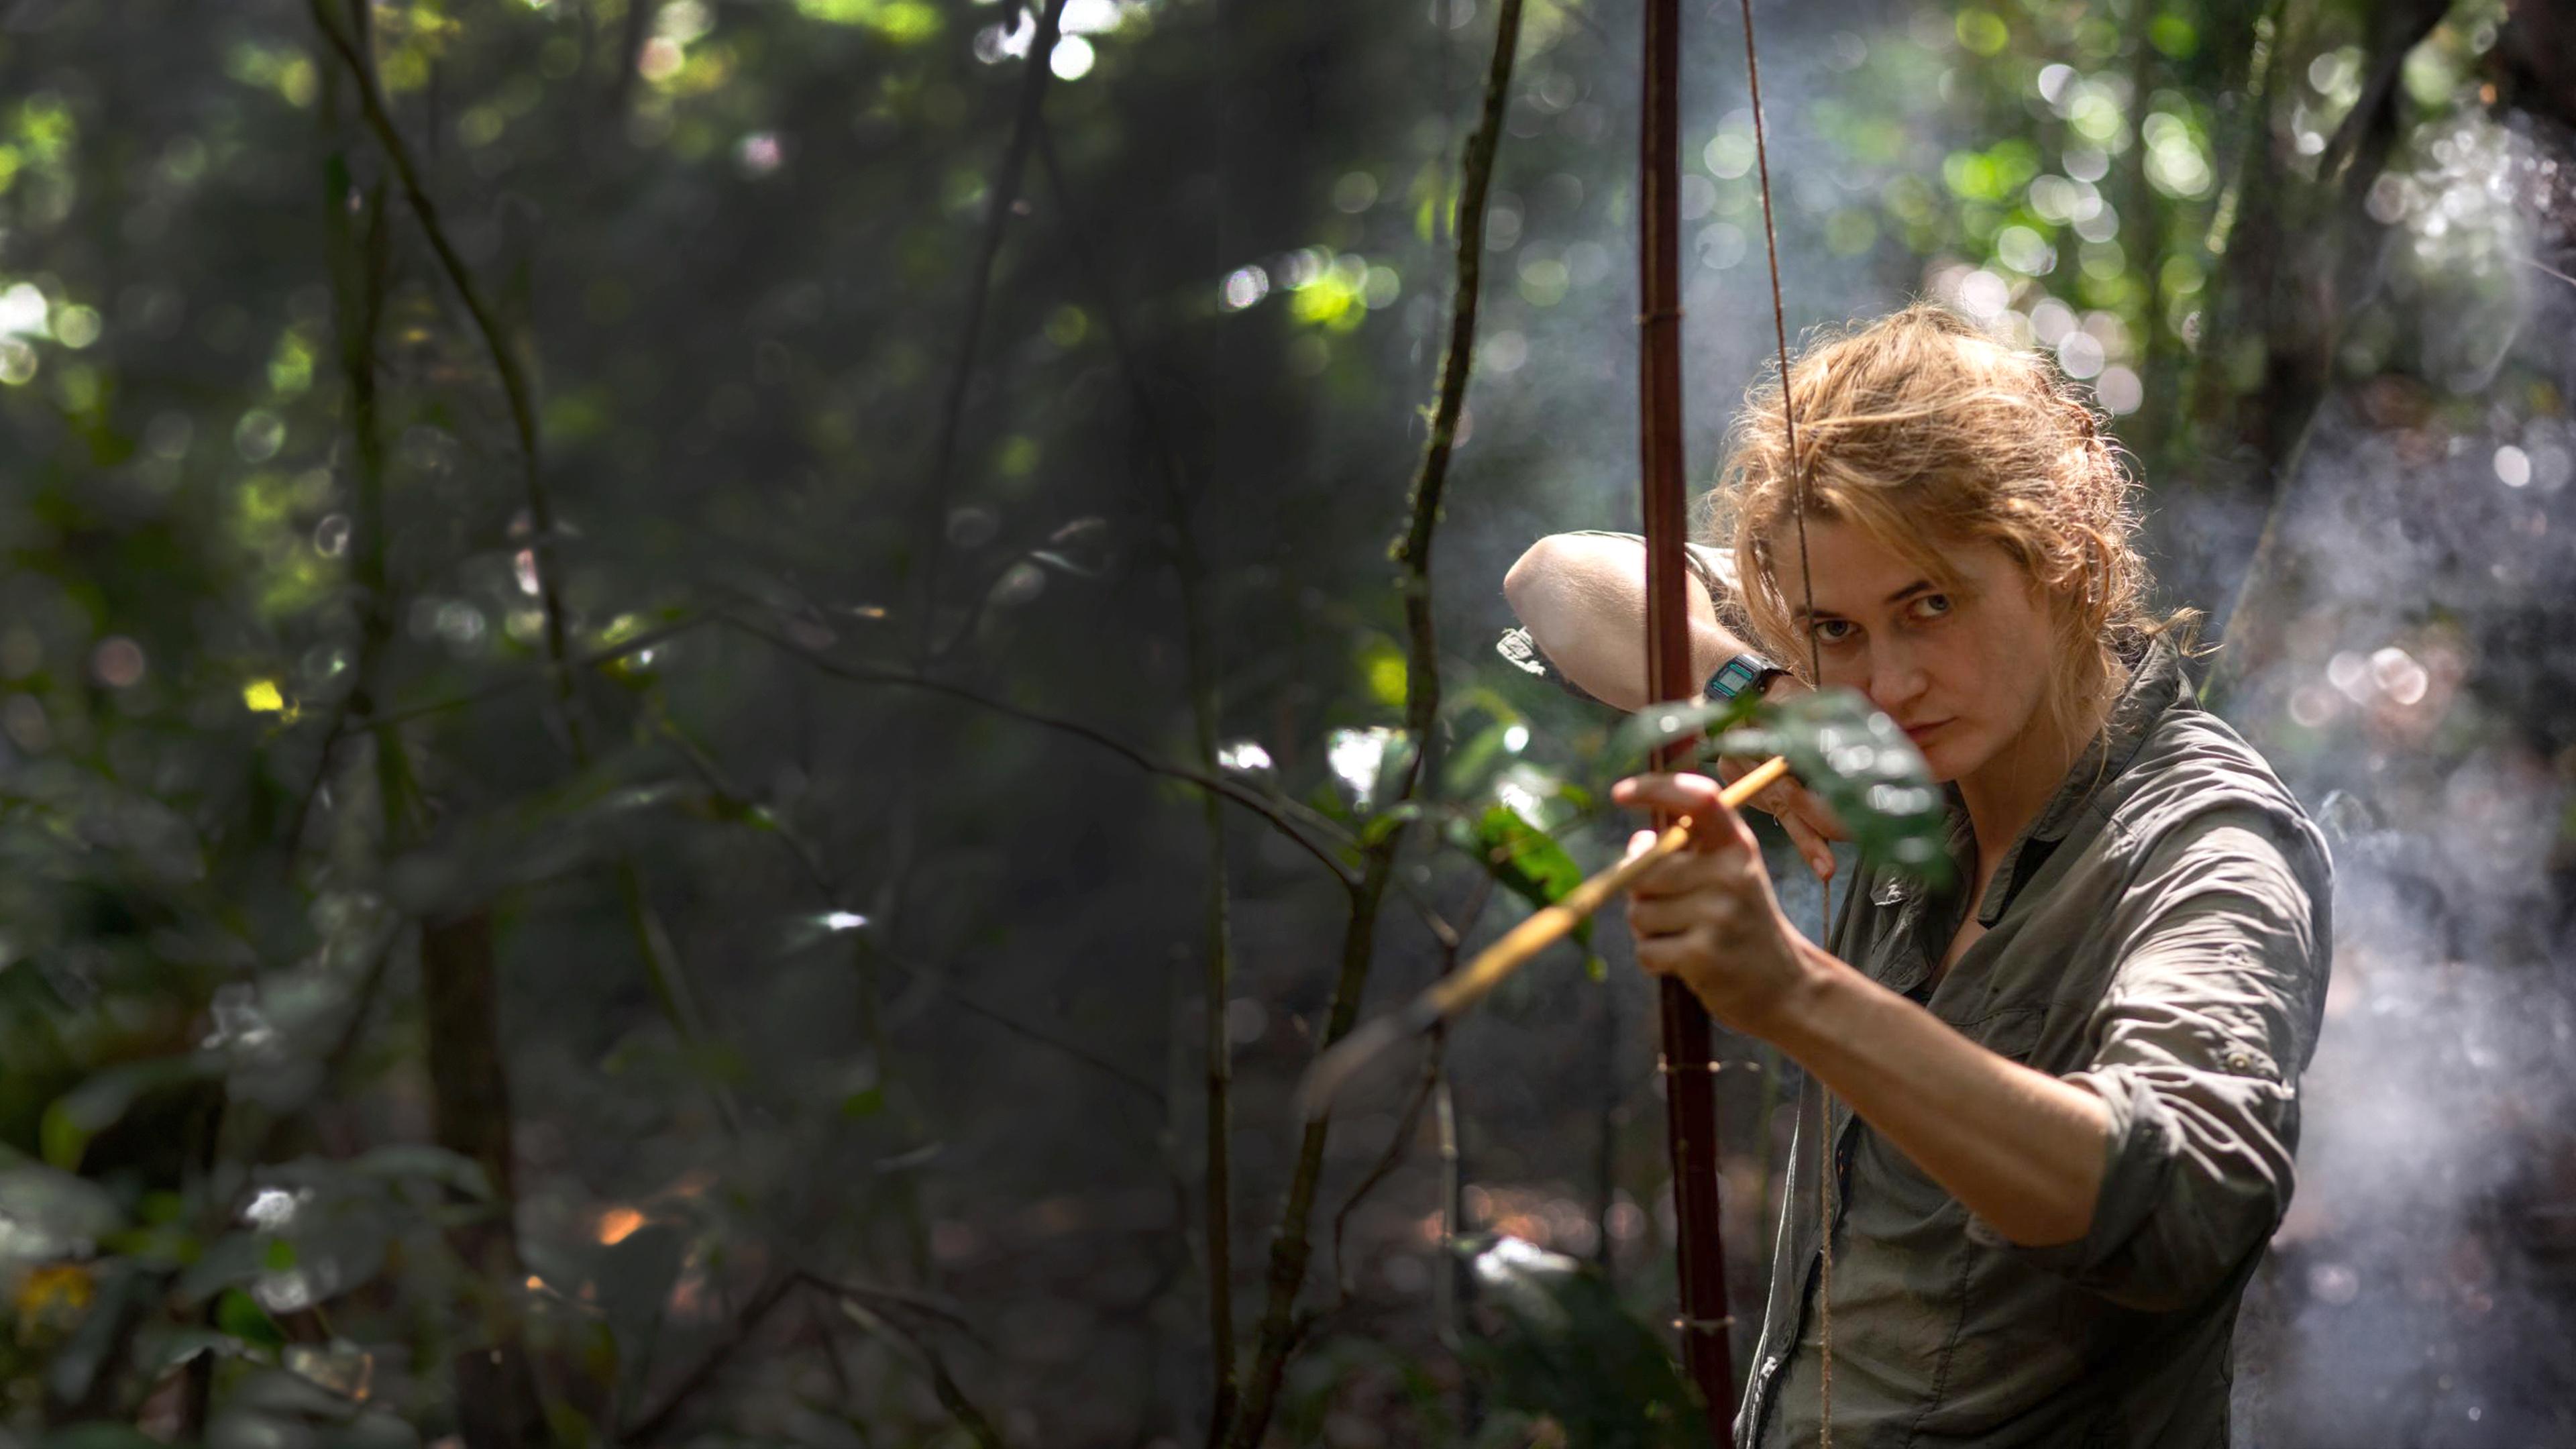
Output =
[
  {"x1": 1501, "y1": 532, "x2": 1749, "y2": 710},
  {"x1": 1507, "y1": 531, "x2": 1849, "y2": 879}
]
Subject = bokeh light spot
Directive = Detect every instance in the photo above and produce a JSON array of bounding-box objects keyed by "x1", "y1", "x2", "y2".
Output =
[
  {"x1": 235, "y1": 411, "x2": 286, "y2": 462},
  {"x1": 736, "y1": 131, "x2": 783, "y2": 177},
  {"x1": 54, "y1": 305, "x2": 102, "y2": 349},
  {"x1": 91, "y1": 637, "x2": 146, "y2": 689},
  {"x1": 1222, "y1": 265, "x2": 1269, "y2": 311},
  {"x1": 1049, "y1": 35, "x2": 1095, "y2": 80}
]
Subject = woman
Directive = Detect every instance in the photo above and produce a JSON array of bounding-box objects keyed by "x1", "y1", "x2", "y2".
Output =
[{"x1": 1500, "y1": 304, "x2": 2332, "y2": 1447}]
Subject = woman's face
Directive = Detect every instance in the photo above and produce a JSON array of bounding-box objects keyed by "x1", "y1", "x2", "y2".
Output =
[{"x1": 1771, "y1": 520, "x2": 2066, "y2": 786}]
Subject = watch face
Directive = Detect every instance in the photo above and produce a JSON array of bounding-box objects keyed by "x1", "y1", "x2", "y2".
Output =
[{"x1": 1707, "y1": 655, "x2": 1782, "y2": 700}]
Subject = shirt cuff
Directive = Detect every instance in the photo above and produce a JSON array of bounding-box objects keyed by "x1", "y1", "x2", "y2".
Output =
[
  {"x1": 1495, "y1": 626, "x2": 1605, "y2": 705},
  {"x1": 1965, "y1": 1065, "x2": 2171, "y2": 1275}
]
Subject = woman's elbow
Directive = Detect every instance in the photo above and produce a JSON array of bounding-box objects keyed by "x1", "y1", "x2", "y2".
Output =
[{"x1": 1502, "y1": 535, "x2": 1566, "y2": 620}]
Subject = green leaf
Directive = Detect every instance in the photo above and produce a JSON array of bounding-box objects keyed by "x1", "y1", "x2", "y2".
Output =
[
  {"x1": 1441, "y1": 716, "x2": 1519, "y2": 798},
  {"x1": 39, "y1": 1104, "x2": 85, "y2": 1172},
  {"x1": 794, "y1": 0, "x2": 941, "y2": 40},
  {"x1": 140, "y1": 1326, "x2": 242, "y2": 1377},
  {"x1": 1451, "y1": 1234, "x2": 1712, "y2": 1446},
  {"x1": 1605, "y1": 688, "x2": 1953, "y2": 888},
  {"x1": 175, "y1": 1233, "x2": 271, "y2": 1305},
  {"x1": 40, "y1": 1054, "x2": 223, "y2": 1171},
  {"x1": 1448, "y1": 804, "x2": 1595, "y2": 955},
  {"x1": 1598, "y1": 690, "x2": 1764, "y2": 778},
  {"x1": 347, "y1": 1144, "x2": 494, "y2": 1201},
  {"x1": 543, "y1": 1400, "x2": 597, "y2": 1449},
  {"x1": 215, "y1": 1287, "x2": 286, "y2": 1351},
  {"x1": 1358, "y1": 800, "x2": 1428, "y2": 847},
  {"x1": 1354, "y1": 633, "x2": 1408, "y2": 708},
  {"x1": 1458, "y1": 805, "x2": 1584, "y2": 909},
  {"x1": 0, "y1": 1165, "x2": 123, "y2": 1256}
]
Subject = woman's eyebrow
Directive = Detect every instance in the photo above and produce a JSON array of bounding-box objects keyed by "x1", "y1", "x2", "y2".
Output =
[{"x1": 1794, "y1": 578, "x2": 1937, "y2": 622}]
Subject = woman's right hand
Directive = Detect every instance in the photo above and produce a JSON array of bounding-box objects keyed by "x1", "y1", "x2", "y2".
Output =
[{"x1": 1721, "y1": 674, "x2": 1848, "y2": 881}]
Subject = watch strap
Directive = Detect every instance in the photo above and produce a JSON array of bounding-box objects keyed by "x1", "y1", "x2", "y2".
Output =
[{"x1": 1705, "y1": 651, "x2": 1784, "y2": 702}]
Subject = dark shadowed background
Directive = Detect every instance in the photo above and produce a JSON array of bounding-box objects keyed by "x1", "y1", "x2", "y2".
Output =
[{"x1": 1, "y1": 0, "x2": 2572, "y2": 1444}]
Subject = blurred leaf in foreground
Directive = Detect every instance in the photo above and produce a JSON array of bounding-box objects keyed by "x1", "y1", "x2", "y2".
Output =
[{"x1": 1610, "y1": 686, "x2": 1953, "y2": 887}]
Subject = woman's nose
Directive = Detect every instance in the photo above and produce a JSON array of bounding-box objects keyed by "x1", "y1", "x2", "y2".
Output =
[{"x1": 1868, "y1": 644, "x2": 1929, "y2": 712}]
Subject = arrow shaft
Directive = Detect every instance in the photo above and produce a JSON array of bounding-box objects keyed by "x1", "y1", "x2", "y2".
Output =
[
  {"x1": 1428, "y1": 755, "x2": 1788, "y2": 1020},
  {"x1": 1293, "y1": 757, "x2": 1790, "y2": 1122}
]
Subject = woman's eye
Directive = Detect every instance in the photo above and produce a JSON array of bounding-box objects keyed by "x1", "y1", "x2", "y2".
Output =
[
  {"x1": 1813, "y1": 620, "x2": 1856, "y2": 645},
  {"x1": 1911, "y1": 594, "x2": 1953, "y2": 623}
]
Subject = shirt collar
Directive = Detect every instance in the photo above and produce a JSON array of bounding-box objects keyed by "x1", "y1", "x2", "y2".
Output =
[{"x1": 2028, "y1": 631, "x2": 2192, "y2": 843}]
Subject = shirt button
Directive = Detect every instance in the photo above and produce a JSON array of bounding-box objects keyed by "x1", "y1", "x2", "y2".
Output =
[
  {"x1": 2225, "y1": 1050, "x2": 2251, "y2": 1071},
  {"x1": 1761, "y1": 1354, "x2": 1781, "y2": 1379}
]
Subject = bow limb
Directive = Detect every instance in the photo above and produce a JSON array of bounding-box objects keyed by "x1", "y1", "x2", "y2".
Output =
[{"x1": 1641, "y1": 0, "x2": 1739, "y2": 1432}]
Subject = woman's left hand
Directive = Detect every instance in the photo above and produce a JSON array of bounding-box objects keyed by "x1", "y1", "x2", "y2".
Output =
[{"x1": 1615, "y1": 771, "x2": 1819, "y2": 1040}]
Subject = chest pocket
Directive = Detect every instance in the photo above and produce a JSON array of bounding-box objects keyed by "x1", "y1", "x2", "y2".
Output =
[{"x1": 1951, "y1": 1004, "x2": 2047, "y2": 1064}]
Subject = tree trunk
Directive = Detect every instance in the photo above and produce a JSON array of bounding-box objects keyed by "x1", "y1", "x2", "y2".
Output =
[{"x1": 423, "y1": 909, "x2": 553, "y2": 1449}]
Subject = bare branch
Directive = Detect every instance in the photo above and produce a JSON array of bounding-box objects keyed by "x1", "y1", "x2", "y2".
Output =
[
  {"x1": 911, "y1": 0, "x2": 1074, "y2": 656},
  {"x1": 309, "y1": 0, "x2": 738, "y2": 1143},
  {"x1": 806, "y1": 1276, "x2": 1010, "y2": 1449},
  {"x1": 305, "y1": 0, "x2": 585, "y2": 755},
  {"x1": 604, "y1": 0, "x2": 659, "y2": 121},
  {"x1": 722, "y1": 614, "x2": 1361, "y2": 887},
  {"x1": 346, "y1": 612, "x2": 714, "y2": 735},
  {"x1": 650, "y1": 706, "x2": 1168, "y2": 1106},
  {"x1": 621, "y1": 1271, "x2": 800, "y2": 1444},
  {"x1": 1328, "y1": 1029, "x2": 1445, "y2": 1309},
  {"x1": 1225, "y1": 3, "x2": 1527, "y2": 1442}
]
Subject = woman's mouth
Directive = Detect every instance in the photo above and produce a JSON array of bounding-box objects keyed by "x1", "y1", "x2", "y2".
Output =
[{"x1": 1902, "y1": 719, "x2": 1949, "y2": 744}]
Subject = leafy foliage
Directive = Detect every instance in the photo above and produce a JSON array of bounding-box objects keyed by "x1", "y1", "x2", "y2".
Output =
[
  {"x1": 1450, "y1": 1234, "x2": 1713, "y2": 1448},
  {"x1": 1609, "y1": 686, "x2": 1955, "y2": 885}
]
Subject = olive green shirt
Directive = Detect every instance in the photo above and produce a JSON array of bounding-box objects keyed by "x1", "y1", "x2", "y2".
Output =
[{"x1": 1740, "y1": 634, "x2": 2333, "y2": 1448}]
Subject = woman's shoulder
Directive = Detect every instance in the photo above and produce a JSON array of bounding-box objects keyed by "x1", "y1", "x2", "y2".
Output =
[{"x1": 2101, "y1": 704, "x2": 2332, "y2": 885}]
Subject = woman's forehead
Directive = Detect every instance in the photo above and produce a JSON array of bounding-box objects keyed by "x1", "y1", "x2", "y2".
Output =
[{"x1": 1769, "y1": 518, "x2": 2000, "y2": 601}]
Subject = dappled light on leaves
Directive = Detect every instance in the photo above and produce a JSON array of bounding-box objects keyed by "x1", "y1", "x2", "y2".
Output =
[
  {"x1": 1326, "y1": 727, "x2": 1413, "y2": 814},
  {"x1": 1216, "y1": 740, "x2": 1273, "y2": 774}
]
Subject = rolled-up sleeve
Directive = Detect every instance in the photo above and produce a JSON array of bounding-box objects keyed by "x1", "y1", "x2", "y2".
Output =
[{"x1": 2008, "y1": 804, "x2": 2333, "y2": 1312}]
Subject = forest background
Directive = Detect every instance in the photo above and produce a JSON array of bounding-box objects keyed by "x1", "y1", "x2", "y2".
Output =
[{"x1": 1, "y1": 0, "x2": 2573, "y2": 1445}]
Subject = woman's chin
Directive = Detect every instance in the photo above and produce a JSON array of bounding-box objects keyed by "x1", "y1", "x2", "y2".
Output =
[{"x1": 1909, "y1": 731, "x2": 1970, "y2": 784}]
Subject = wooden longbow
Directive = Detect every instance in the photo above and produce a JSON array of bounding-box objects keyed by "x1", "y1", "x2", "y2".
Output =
[{"x1": 1644, "y1": 0, "x2": 1818, "y2": 1430}]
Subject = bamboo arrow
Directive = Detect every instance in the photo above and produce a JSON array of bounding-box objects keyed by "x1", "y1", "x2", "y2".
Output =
[
  {"x1": 1297, "y1": 755, "x2": 1791, "y2": 1118},
  {"x1": 1295, "y1": 681, "x2": 1954, "y2": 1119}
]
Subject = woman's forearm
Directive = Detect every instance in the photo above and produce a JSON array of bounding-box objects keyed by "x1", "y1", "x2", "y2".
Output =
[
  {"x1": 1503, "y1": 533, "x2": 1745, "y2": 709},
  {"x1": 1764, "y1": 941, "x2": 2114, "y2": 1246}
]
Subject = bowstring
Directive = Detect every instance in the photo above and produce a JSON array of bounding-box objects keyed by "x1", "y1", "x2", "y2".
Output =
[{"x1": 1735, "y1": 0, "x2": 1831, "y2": 1444}]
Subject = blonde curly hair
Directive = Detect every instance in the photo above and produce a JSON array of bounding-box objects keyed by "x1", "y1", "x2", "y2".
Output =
[{"x1": 1699, "y1": 301, "x2": 2200, "y2": 754}]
